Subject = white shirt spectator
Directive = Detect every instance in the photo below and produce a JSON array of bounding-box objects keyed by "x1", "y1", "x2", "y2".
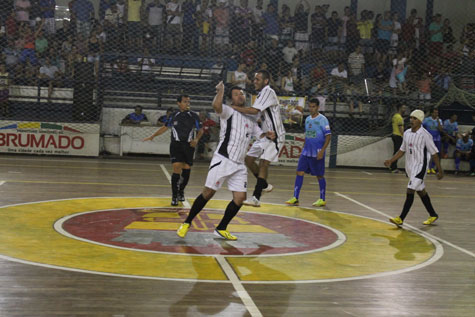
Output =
[
  {"x1": 138, "y1": 57, "x2": 155, "y2": 71},
  {"x1": 40, "y1": 65, "x2": 59, "y2": 79},
  {"x1": 331, "y1": 67, "x2": 348, "y2": 78},
  {"x1": 166, "y1": 2, "x2": 181, "y2": 25},
  {"x1": 233, "y1": 70, "x2": 248, "y2": 89},
  {"x1": 348, "y1": 52, "x2": 365, "y2": 76},
  {"x1": 282, "y1": 46, "x2": 298, "y2": 64}
]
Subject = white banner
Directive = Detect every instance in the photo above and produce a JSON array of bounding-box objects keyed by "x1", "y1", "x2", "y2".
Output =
[
  {"x1": 0, "y1": 121, "x2": 100, "y2": 156},
  {"x1": 276, "y1": 133, "x2": 305, "y2": 166}
]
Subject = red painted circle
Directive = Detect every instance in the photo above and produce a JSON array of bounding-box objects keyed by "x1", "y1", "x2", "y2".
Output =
[{"x1": 62, "y1": 208, "x2": 340, "y2": 255}]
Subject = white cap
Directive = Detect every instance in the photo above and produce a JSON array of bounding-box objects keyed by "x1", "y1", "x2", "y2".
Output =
[{"x1": 410, "y1": 109, "x2": 425, "y2": 122}]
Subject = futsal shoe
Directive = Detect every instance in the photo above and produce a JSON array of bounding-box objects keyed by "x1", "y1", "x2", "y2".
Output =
[
  {"x1": 177, "y1": 223, "x2": 190, "y2": 238},
  {"x1": 312, "y1": 199, "x2": 326, "y2": 207},
  {"x1": 243, "y1": 196, "x2": 261, "y2": 207},
  {"x1": 389, "y1": 216, "x2": 403, "y2": 227},
  {"x1": 423, "y1": 216, "x2": 438, "y2": 225},
  {"x1": 262, "y1": 183, "x2": 274, "y2": 193},
  {"x1": 171, "y1": 197, "x2": 179, "y2": 206},
  {"x1": 214, "y1": 229, "x2": 237, "y2": 241},
  {"x1": 177, "y1": 191, "x2": 185, "y2": 202},
  {"x1": 285, "y1": 197, "x2": 299, "y2": 206}
]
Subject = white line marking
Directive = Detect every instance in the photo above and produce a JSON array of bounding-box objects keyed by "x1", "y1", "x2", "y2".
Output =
[
  {"x1": 361, "y1": 171, "x2": 373, "y2": 175},
  {"x1": 8, "y1": 171, "x2": 22, "y2": 174},
  {"x1": 0, "y1": 181, "x2": 5, "y2": 186},
  {"x1": 215, "y1": 255, "x2": 262, "y2": 317},
  {"x1": 334, "y1": 192, "x2": 475, "y2": 259}
]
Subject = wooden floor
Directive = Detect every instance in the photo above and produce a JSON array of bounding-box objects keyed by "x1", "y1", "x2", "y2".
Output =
[{"x1": 0, "y1": 154, "x2": 474, "y2": 317}]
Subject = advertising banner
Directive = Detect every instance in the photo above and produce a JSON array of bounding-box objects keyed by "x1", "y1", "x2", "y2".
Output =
[{"x1": 0, "y1": 121, "x2": 100, "y2": 156}]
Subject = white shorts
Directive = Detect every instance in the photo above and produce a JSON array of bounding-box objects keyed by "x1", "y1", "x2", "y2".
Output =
[
  {"x1": 407, "y1": 176, "x2": 425, "y2": 191},
  {"x1": 205, "y1": 154, "x2": 248, "y2": 192},
  {"x1": 246, "y1": 137, "x2": 283, "y2": 163},
  {"x1": 406, "y1": 165, "x2": 427, "y2": 191}
]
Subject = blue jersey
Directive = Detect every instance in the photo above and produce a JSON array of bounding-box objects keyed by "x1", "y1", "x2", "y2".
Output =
[
  {"x1": 456, "y1": 138, "x2": 473, "y2": 152},
  {"x1": 443, "y1": 119, "x2": 458, "y2": 137},
  {"x1": 423, "y1": 117, "x2": 442, "y2": 142},
  {"x1": 302, "y1": 114, "x2": 331, "y2": 157}
]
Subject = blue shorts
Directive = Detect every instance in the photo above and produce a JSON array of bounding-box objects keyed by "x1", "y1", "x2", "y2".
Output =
[{"x1": 297, "y1": 155, "x2": 325, "y2": 176}]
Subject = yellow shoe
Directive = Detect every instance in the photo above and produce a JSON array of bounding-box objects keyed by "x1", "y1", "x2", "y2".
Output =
[
  {"x1": 423, "y1": 216, "x2": 438, "y2": 225},
  {"x1": 177, "y1": 223, "x2": 190, "y2": 238},
  {"x1": 430, "y1": 168, "x2": 436, "y2": 174},
  {"x1": 312, "y1": 199, "x2": 326, "y2": 207},
  {"x1": 214, "y1": 229, "x2": 237, "y2": 241},
  {"x1": 285, "y1": 197, "x2": 299, "y2": 206},
  {"x1": 427, "y1": 169, "x2": 432, "y2": 174},
  {"x1": 389, "y1": 216, "x2": 403, "y2": 227}
]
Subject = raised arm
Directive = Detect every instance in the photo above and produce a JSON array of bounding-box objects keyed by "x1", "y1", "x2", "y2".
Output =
[{"x1": 212, "y1": 81, "x2": 225, "y2": 114}]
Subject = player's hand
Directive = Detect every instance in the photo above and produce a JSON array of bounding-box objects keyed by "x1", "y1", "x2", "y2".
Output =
[
  {"x1": 384, "y1": 160, "x2": 391, "y2": 167},
  {"x1": 215, "y1": 81, "x2": 224, "y2": 92},
  {"x1": 437, "y1": 170, "x2": 444, "y2": 180},
  {"x1": 266, "y1": 131, "x2": 276, "y2": 140},
  {"x1": 317, "y1": 150, "x2": 324, "y2": 160},
  {"x1": 143, "y1": 136, "x2": 153, "y2": 142},
  {"x1": 190, "y1": 139, "x2": 198, "y2": 148}
]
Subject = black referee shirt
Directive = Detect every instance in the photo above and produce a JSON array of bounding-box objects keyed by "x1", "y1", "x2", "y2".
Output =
[{"x1": 166, "y1": 110, "x2": 202, "y2": 142}]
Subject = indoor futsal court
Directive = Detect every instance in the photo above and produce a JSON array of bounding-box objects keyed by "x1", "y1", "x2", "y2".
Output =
[{"x1": 0, "y1": 154, "x2": 473, "y2": 316}]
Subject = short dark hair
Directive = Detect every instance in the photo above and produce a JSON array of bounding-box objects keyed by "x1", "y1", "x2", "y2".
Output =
[
  {"x1": 309, "y1": 98, "x2": 320, "y2": 106},
  {"x1": 228, "y1": 86, "x2": 244, "y2": 99},
  {"x1": 135, "y1": 105, "x2": 143, "y2": 110},
  {"x1": 177, "y1": 95, "x2": 189, "y2": 103},
  {"x1": 257, "y1": 69, "x2": 271, "y2": 82},
  {"x1": 166, "y1": 107, "x2": 174, "y2": 113}
]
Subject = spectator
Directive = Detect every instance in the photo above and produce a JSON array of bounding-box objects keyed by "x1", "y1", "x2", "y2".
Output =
[
  {"x1": 293, "y1": 0, "x2": 310, "y2": 51},
  {"x1": 5, "y1": 11, "x2": 18, "y2": 39},
  {"x1": 35, "y1": 30, "x2": 48, "y2": 58},
  {"x1": 137, "y1": 47, "x2": 155, "y2": 73},
  {"x1": 210, "y1": 58, "x2": 224, "y2": 75},
  {"x1": 56, "y1": 19, "x2": 74, "y2": 44},
  {"x1": 104, "y1": 1, "x2": 121, "y2": 51},
  {"x1": 86, "y1": 27, "x2": 103, "y2": 77},
  {"x1": 310, "y1": 5, "x2": 327, "y2": 50},
  {"x1": 442, "y1": 18, "x2": 455, "y2": 46},
  {"x1": 0, "y1": 63, "x2": 10, "y2": 116},
  {"x1": 232, "y1": 0, "x2": 252, "y2": 53},
  {"x1": 348, "y1": 45, "x2": 365, "y2": 85},
  {"x1": 279, "y1": 4, "x2": 294, "y2": 44},
  {"x1": 146, "y1": 0, "x2": 165, "y2": 52},
  {"x1": 112, "y1": 56, "x2": 129, "y2": 73},
  {"x1": 434, "y1": 66, "x2": 452, "y2": 91},
  {"x1": 442, "y1": 114, "x2": 458, "y2": 158},
  {"x1": 261, "y1": 3, "x2": 279, "y2": 46},
  {"x1": 401, "y1": 9, "x2": 417, "y2": 49},
  {"x1": 38, "y1": 56, "x2": 61, "y2": 100},
  {"x1": 213, "y1": 0, "x2": 230, "y2": 54},
  {"x1": 72, "y1": 0, "x2": 94, "y2": 38},
  {"x1": 121, "y1": 105, "x2": 149, "y2": 124},
  {"x1": 39, "y1": 0, "x2": 55, "y2": 35},
  {"x1": 356, "y1": 10, "x2": 373, "y2": 53},
  {"x1": 429, "y1": 14, "x2": 443, "y2": 57},
  {"x1": 454, "y1": 133, "x2": 473, "y2": 175},
  {"x1": 126, "y1": 0, "x2": 143, "y2": 51},
  {"x1": 417, "y1": 72, "x2": 432, "y2": 104},
  {"x1": 341, "y1": 6, "x2": 351, "y2": 46},
  {"x1": 376, "y1": 11, "x2": 392, "y2": 62},
  {"x1": 423, "y1": 108, "x2": 443, "y2": 174},
  {"x1": 389, "y1": 50, "x2": 408, "y2": 95},
  {"x1": 196, "y1": 110, "x2": 217, "y2": 160},
  {"x1": 15, "y1": 0, "x2": 31, "y2": 24},
  {"x1": 61, "y1": 34, "x2": 74, "y2": 56},
  {"x1": 326, "y1": 11, "x2": 342, "y2": 50},
  {"x1": 231, "y1": 62, "x2": 250, "y2": 89},
  {"x1": 281, "y1": 68, "x2": 296, "y2": 95},
  {"x1": 309, "y1": 61, "x2": 327, "y2": 95},
  {"x1": 182, "y1": 0, "x2": 197, "y2": 52},
  {"x1": 240, "y1": 39, "x2": 257, "y2": 68},
  {"x1": 329, "y1": 62, "x2": 347, "y2": 99},
  {"x1": 157, "y1": 107, "x2": 174, "y2": 126},
  {"x1": 389, "y1": 12, "x2": 401, "y2": 55},
  {"x1": 196, "y1": 0, "x2": 212, "y2": 54},
  {"x1": 19, "y1": 20, "x2": 44, "y2": 66},
  {"x1": 266, "y1": 36, "x2": 282, "y2": 81},
  {"x1": 345, "y1": 13, "x2": 360, "y2": 54},
  {"x1": 282, "y1": 40, "x2": 298, "y2": 66}
]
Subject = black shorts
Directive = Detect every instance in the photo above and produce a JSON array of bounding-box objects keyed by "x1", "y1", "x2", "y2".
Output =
[{"x1": 170, "y1": 141, "x2": 195, "y2": 166}]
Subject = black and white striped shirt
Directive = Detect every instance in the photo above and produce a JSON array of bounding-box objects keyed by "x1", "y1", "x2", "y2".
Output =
[
  {"x1": 252, "y1": 85, "x2": 286, "y2": 142},
  {"x1": 400, "y1": 127, "x2": 439, "y2": 178},
  {"x1": 217, "y1": 104, "x2": 263, "y2": 163}
]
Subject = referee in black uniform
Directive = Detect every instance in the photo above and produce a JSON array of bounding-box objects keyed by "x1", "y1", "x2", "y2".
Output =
[{"x1": 144, "y1": 95, "x2": 203, "y2": 206}]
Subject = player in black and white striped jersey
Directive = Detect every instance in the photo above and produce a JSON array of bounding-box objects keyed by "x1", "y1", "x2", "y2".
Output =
[
  {"x1": 176, "y1": 81, "x2": 276, "y2": 240},
  {"x1": 231, "y1": 69, "x2": 286, "y2": 207},
  {"x1": 384, "y1": 109, "x2": 444, "y2": 227}
]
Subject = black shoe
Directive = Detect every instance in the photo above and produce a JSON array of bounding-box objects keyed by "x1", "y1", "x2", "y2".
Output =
[
  {"x1": 171, "y1": 197, "x2": 179, "y2": 206},
  {"x1": 177, "y1": 191, "x2": 185, "y2": 202}
]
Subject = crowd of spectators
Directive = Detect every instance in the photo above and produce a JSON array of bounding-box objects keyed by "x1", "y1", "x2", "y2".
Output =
[{"x1": 0, "y1": 0, "x2": 473, "y2": 108}]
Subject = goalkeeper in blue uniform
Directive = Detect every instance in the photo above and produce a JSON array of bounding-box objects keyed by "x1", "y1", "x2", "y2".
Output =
[{"x1": 285, "y1": 98, "x2": 331, "y2": 207}]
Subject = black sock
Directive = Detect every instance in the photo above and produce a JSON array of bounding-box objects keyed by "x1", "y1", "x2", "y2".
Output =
[
  {"x1": 185, "y1": 194, "x2": 209, "y2": 224},
  {"x1": 179, "y1": 169, "x2": 191, "y2": 192},
  {"x1": 400, "y1": 193, "x2": 415, "y2": 221},
  {"x1": 420, "y1": 193, "x2": 438, "y2": 218},
  {"x1": 252, "y1": 177, "x2": 267, "y2": 200},
  {"x1": 216, "y1": 200, "x2": 242, "y2": 230},
  {"x1": 252, "y1": 171, "x2": 259, "y2": 179},
  {"x1": 171, "y1": 173, "x2": 180, "y2": 198}
]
